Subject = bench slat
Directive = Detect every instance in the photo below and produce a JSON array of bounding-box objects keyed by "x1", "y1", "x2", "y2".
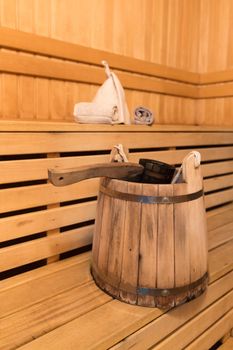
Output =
[
  {"x1": 185, "y1": 310, "x2": 233, "y2": 350},
  {"x1": 209, "y1": 240, "x2": 233, "y2": 282},
  {"x1": 1, "y1": 205, "x2": 232, "y2": 288},
  {"x1": 1, "y1": 206, "x2": 232, "y2": 349},
  {"x1": 218, "y1": 338, "x2": 233, "y2": 350},
  {"x1": 205, "y1": 188, "x2": 233, "y2": 209},
  {"x1": 0, "y1": 186, "x2": 232, "y2": 246},
  {"x1": 0, "y1": 180, "x2": 99, "y2": 214},
  {"x1": 114, "y1": 291, "x2": 233, "y2": 350},
  {"x1": 1, "y1": 205, "x2": 231, "y2": 307},
  {"x1": 14, "y1": 263, "x2": 233, "y2": 350},
  {"x1": 1, "y1": 175, "x2": 232, "y2": 214},
  {"x1": 142, "y1": 297, "x2": 233, "y2": 350},
  {"x1": 0, "y1": 132, "x2": 232, "y2": 155},
  {"x1": 208, "y1": 222, "x2": 233, "y2": 250},
  {"x1": 204, "y1": 174, "x2": 233, "y2": 192},
  {"x1": 0, "y1": 226, "x2": 93, "y2": 271},
  {"x1": 1, "y1": 148, "x2": 232, "y2": 184},
  {"x1": 1, "y1": 282, "x2": 111, "y2": 350},
  {"x1": 202, "y1": 160, "x2": 233, "y2": 178},
  {"x1": 0, "y1": 253, "x2": 91, "y2": 317},
  {"x1": 0, "y1": 202, "x2": 96, "y2": 242},
  {"x1": 0, "y1": 188, "x2": 231, "y2": 244},
  {"x1": 2, "y1": 121, "x2": 233, "y2": 132}
]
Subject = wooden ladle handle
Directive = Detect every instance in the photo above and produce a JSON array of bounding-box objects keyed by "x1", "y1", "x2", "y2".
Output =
[{"x1": 48, "y1": 162, "x2": 144, "y2": 186}]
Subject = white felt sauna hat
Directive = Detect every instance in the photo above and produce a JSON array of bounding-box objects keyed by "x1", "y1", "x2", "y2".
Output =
[{"x1": 73, "y1": 61, "x2": 131, "y2": 124}]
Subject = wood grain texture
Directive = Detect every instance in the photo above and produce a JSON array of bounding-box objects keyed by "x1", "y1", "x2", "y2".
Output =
[
  {"x1": 0, "y1": 0, "x2": 201, "y2": 124},
  {"x1": 1, "y1": 1, "x2": 233, "y2": 125},
  {"x1": 0, "y1": 202, "x2": 233, "y2": 350},
  {"x1": 14, "y1": 244, "x2": 233, "y2": 350}
]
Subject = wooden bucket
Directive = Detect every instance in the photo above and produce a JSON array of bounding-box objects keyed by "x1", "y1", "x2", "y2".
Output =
[{"x1": 91, "y1": 154, "x2": 208, "y2": 308}]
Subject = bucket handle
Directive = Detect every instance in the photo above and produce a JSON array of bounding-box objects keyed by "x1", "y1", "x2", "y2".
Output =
[{"x1": 172, "y1": 151, "x2": 201, "y2": 184}]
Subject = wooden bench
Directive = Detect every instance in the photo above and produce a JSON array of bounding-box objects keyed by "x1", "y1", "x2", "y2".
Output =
[{"x1": 1, "y1": 121, "x2": 233, "y2": 349}]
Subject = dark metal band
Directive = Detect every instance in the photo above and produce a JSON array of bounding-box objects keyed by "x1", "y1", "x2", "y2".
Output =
[
  {"x1": 92, "y1": 264, "x2": 208, "y2": 298},
  {"x1": 136, "y1": 272, "x2": 208, "y2": 297},
  {"x1": 100, "y1": 185, "x2": 204, "y2": 204}
]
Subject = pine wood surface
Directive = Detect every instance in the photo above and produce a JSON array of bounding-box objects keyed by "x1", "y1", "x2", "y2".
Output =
[
  {"x1": 0, "y1": 126, "x2": 232, "y2": 348},
  {"x1": 0, "y1": 205, "x2": 233, "y2": 350},
  {"x1": 218, "y1": 338, "x2": 233, "y2": 350},
  {"x1": 1, "y1": 2, "x2": 233, "y2": 125},
  {"x1": 2, "y1": 207, "x2": 231, "y2": 350},
  {"x1": 0, "y1": 128, "x2": 232, "y2": 273},
  {"x1": 0, "y1": 132, "x2": 232, "y2": 155},
  {"x1": 1, "y1": 121, "x2": 233, "y2": 132}
]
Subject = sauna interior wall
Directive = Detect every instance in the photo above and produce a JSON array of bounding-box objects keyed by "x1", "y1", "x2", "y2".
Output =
[
  {"x1": 0, "y1": 0, "x2": 199, "y2": 123},
  {"x1": 197, "y1": 0, "x2": 233, "y2": 126},
  {"x1": 0, "y1": 0, "x2": 232, "y2": 125}
]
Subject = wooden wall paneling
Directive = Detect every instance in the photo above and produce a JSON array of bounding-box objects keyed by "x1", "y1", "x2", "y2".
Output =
[
  {"x1": 34, "y1": 0, "x2": 51, "y2": 121},
  {"x1": 1, "y1": 72, "x2": 18, "y2": 119},
  {"x1": 1, "y1": 1, "x2": 233, "y2": 125},
  {"x1": 34, "y1": 0, "x2": 51, "y2": 36},
  {"x1": 0, "y1": 1, "x2": 18, "y2": 120},
  {"x1": 65, "y1": 82, "x2": 77, "y2": 122},
  {"x1": 18, "y1": 70, "x2": 35, "y2": 120},
  {"x1": 198, "y1": 0, "x2": 232, "y2": 73},
  {"x1": 17, "y1": 1, "x2": 36, "y2": 120},
  {"x1": 17, "y1": 0, "x2": 35, "y2": 33},
  {"x1": 197, "y1": 98, "x2": 233, "y2": 126},
  {"x1": 196, "y1": 0, "x2": 233, "y2": 126},
  {"x1": 35, "y1": 76, "x2": 50, "y2": 120},
  {"x1": 0, "y1": 0, "x2": 17, "y2": 29},
  {"x1": 49, "y1": 78, "x2": 66, "y2": 121},
  {"x1": 0, "y1": 0, "x2": 201, "y2": 124}
]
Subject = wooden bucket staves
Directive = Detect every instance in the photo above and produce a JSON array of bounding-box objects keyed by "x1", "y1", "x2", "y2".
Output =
[{"x1": 92, "y1": 154, "x2": 208, "y2": 308}]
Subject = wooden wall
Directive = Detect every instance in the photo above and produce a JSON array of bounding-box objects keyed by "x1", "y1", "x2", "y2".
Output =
[
  {"x1": 197, "y1": 0, "x2": 233, "y2": 126},
  {"x1": 0, "y1": 0, "x2": 200, "y2": 124},
  {"x1": 0, "y1": 0, "x2": 200, "y2": 70},
  {"x1": 198, "y1": 0, "x2": 233, "y2": 73},
  {"x1": 0, "y1": 0, "x2": 232, "y2": 126}
]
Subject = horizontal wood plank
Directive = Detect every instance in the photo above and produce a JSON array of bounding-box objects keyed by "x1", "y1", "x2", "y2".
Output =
[
  {"x1": 218, "y1": 338, "x2": 233, "y2": 350},
  {"x1": 0, "y1": 201, "x2": 96, "y2": 242},
  {"x1": 200, "y1": 69, "x2": 233, "y2": 85},
  {"x1": 1, "y1": 282, "x2": 111, "y2": 350},
  {"x1": 1, "y1": 149, "x2": 233, "y2": 185},
  {"x1": 208, "y1": 221, "x2": 233, "y2": 251},
  {"x1": 199, "y1": 82, "x2": 233, "y2": 98},
  {"x1": 15, "y1": 261, "x2": 233, "y2": 350},
  {"x1": 1, "y1": 121, "x2": 233, "y2": 132},
  {"x1": 205, "y1": 188, "x2": 233, "y2": 209},
  {"x1": 0, "y1": 132, "x2": 232, "y2": 155},
  {"x1": 115, "y1": 291, "x2": 233, "y2": 350},
  {"x1": 0, "y1": 51, "x2": 197, "y2": 98},
  {"x1": 204, "y1": 174, "x2": 233, "y2": 193},
  {"x1": 0, "y1": 226, "x2": 93, "y2": 271},
  {"x1": 202, "y1": 160, "x2": 233, "y2": 178},
  {"x1": 0, "y1": 253, "x2": 91, "y2": 317},
  {"x1": 150, "y1": 298, "x2": 233, "y2": 350},
  {"x1": 0, "y1": 180, "x2": 99, "y2": 213},
  {"x1": 1, "y1": 204, "x2": 232, "y2": 281},
  {"x1": 209, "y1": 240, "x2": 233, "y2": 282},
  {"x1": 0, "y1": 27, "x2": 199, "y2": 84},
  {"x1": 207, "y1": 205, "x2": 233, "y2": 230},
  {"x1": 1, "y1": 174, "x2": 232, "y2": 213},
  {"x1": 185, "y1": 309, "x2": 233, "y2": 350}
]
